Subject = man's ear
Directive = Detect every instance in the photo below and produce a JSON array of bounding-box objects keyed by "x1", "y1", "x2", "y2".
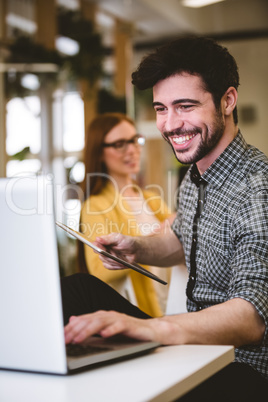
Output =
[{"x1": 222, "y1": 87, "x2": 238, "y2": 117}]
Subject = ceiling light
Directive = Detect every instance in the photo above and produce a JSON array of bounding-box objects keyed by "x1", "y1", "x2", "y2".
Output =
[
  {"x1": 55, "y1": 36, "x2": 79, "y2": 56},
  {"x1": 6, "y1": 13, "x2": 37, "y2": 34},
  {"x1": 56, "y1": 0, "x2": 79, "y2": 10},
  {"x1": 21, "y1": 74, "x2": 40, "y2": 91},
  {"x1": 182, "y1": 0, "x2": 225, "y2": 8}
]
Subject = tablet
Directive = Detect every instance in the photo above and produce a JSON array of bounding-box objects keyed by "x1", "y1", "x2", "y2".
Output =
[{"x1": 56, "y1": 221, "x2": 167, "y2": 285}]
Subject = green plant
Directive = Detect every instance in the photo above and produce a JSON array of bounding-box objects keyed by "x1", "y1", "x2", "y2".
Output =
[
  {"x1": 57, "y1": 9, "x2": 105, "y2": 85},
  {"x1": 5, "y1": 9, "x2": 106, "y2": 99}
]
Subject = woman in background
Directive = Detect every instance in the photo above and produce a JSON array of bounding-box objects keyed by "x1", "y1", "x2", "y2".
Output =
[{"x1": 78, "y1": 113, "x2": 173, "y2": 317}]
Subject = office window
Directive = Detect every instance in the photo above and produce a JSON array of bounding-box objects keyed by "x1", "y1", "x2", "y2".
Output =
[
  {"x1": 6, "y1": 159, "x2": 41, "y2": 177},
  {"x1": 6, "y1": 96, "x2": 41, "y2": 177},
  {"x1": 6, "y1": 96, "x2": 41, "y2": 155},
  {"x1": 63, "y1": 92, "x2": 84, "y2": 152}
]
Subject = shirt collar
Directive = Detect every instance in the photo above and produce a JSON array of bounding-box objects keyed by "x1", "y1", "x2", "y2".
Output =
[
  {"x1": 190, "y1": 163, "x2": 207, "y2": 188},
  {"x1": 196, "y1": 131, "x2": 248, "y2": 188}
]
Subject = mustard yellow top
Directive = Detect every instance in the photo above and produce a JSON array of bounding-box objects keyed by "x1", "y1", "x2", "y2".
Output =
[{"x1": 80, "y1": 182, "x2": 171, "y2": 317}]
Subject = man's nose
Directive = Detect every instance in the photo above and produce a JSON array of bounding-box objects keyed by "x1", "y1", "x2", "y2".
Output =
[{"x1": 165, "y1": 110, "x2": 184, "y2": 133}]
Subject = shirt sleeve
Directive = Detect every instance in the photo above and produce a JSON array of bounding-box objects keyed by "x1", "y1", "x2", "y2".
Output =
[{"x1": 228, "y1": 185, "x2": 268, "y2": 344}]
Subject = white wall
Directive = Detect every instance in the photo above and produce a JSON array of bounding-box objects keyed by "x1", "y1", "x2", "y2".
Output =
[{"x1": 223, "y1": 38, "x2": 268, "y2": 156}]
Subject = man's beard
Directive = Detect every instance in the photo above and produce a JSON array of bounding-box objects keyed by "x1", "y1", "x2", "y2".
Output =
[{"x1": 164, "y1": 110, "x2": 225, "y2": 165}]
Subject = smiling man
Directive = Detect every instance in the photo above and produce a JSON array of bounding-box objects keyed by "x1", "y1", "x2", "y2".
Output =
[
  {"x1": 62, "y1": 36, "x2": 268, "y2": 400},
  {"x1": 152, "y1": 73, "x2": 236, "y2": 173}
]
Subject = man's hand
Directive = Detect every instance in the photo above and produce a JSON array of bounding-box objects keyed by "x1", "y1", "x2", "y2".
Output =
[
  {"x1": 64, "y1": 311, "x2": 162, "y2": 344},
  {"x1": 94, "y1": 233, "x2": 138, "y2": 270}
]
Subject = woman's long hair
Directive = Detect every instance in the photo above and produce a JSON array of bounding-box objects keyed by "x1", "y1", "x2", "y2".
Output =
[{"x1": 81, "y1": 112, "x2": 135, "y2": 199}]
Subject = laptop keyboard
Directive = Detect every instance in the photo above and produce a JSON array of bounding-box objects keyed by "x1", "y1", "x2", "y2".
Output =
[{"x1": 66, "y1": 343, "x2": 112, "y2": 357}]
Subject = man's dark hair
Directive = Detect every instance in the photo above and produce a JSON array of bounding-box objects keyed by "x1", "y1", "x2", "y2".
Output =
[{"x1": 132, "y1": 36, "x2": 240, "y2": 124}]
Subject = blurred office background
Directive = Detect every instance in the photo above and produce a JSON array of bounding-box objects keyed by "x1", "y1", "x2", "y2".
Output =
[{"x1": 1, "y1": 0, "x2": 267, "y2": 274}]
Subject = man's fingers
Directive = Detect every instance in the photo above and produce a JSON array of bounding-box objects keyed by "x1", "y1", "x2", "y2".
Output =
[
  {"x1": 64, "y1": 311, "x2": 159, "y2": 345},
  {"x1": 64, "y1": 316, "x2": 89, "y2": 343},
  {"x1": 99, "y1": 254, "x2": 126, "y2": 270},
  {"x1": 65, "y1": 311, "x2": 125, "y2": 343}
]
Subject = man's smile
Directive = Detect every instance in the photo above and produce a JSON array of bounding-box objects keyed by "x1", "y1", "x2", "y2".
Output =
[{"x1": 171, "y1": 133, "x2": 197, "y2": 145}]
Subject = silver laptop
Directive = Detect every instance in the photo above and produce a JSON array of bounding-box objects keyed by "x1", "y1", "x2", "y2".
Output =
[{"x1": 0, "y1": 175, "x2": 159, "y2": 375}]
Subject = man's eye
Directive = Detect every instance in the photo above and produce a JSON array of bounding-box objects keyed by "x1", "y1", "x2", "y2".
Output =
[
  {"x1": 180, "y1": 105, "x2": 194, "y2": 110},
  {"x1": 154, "y1": 107, "x2": 166, "y2": 113}
]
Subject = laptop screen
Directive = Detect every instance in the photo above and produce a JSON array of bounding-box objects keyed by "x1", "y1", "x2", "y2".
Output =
[
  {"x1": 0, "y1": 175, "x2": 159, "y2": 375},
  {"x1": 0, "y1": 175, "x2": 67, "y2": 374}
]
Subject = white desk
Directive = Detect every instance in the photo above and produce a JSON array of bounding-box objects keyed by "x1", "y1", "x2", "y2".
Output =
[{"x1": 0, "y1": 344, "x2": 234, "y2": 402}]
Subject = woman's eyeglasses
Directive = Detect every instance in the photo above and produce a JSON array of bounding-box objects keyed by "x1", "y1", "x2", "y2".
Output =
[{"x1": 102, "y1": 134, "x2": 145, "y2": 152}]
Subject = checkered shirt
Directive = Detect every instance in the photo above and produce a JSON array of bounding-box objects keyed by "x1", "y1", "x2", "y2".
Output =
[{"x1": 172, "y1": 131, "x2": 268, "y2": 379}]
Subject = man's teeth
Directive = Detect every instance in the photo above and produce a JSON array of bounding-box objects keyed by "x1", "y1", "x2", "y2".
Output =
[{"x1": 172, "y1": 134, "x2": 195, "y2": 144}]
